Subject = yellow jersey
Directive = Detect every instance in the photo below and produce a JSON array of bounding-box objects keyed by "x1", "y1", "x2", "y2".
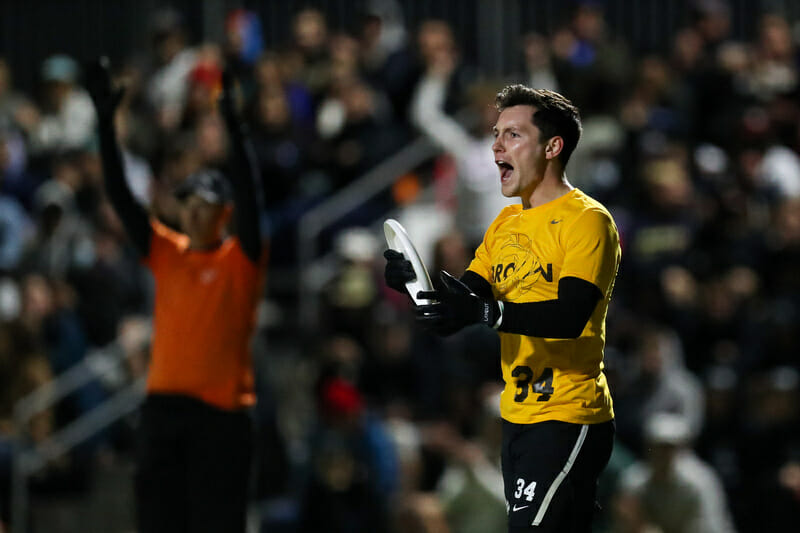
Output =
[{"x1": 467, "y1": 189, "x2": 621, "y2": 424}]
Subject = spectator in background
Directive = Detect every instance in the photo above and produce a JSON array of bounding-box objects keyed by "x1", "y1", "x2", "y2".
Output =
[
  {"x1": 414, "y1": 19, "x2": 477, "y2": 116},
  {"x1": 682, "y1": 0, "x2": 743, "y2": 147},
  {"x1": 549, "y1": 1, "x2": 632, "y2": 117},
  {"x1": 0, "y1": 289, "x2": 56, "y2": 526},
  {"x1": 223, "y1": 8, "x2": 264, "y2": 100},
  {"x1": 146, "y1": 8, "x2": 198, "y2": 133},
  {"x1": 0, "y1": 127, "x2": 41, "y2": 212},
  {"x1": 613, "y1": 324, "x2": 705, "y2": 454},
  {"x1": 18, "y1": 273, "x2": 106, "y2": 432},
  {"x1": 252, "y1": 50, "x2": 315, "y2": 130},
  {"x1": 517, "y1": 33, "x2": 559, "y2": 94},
  {"x1": 622, "y1": 148, "x2": 699, "y2": 316},
  {"x1": 0, "y1": 136, "x2": 33, "y2": 271},
  {"x1": 394, "y1": 492, "x2": 452, "y2": 533},
  {"x1": 358, "y1": 0, "x2": 417, "y2": 123},
  {"x1": 432, "y1": 387, "x2": 507, "y2": 533},
  {"x1": 613, "y1": 412, "x2": 735, "y2": 533},
  {"x1": 411, "y1": 75, "x2": 516, "y2": 246},
  {"x1": 315, "y1": 65, "x2": 404, "y2": 190},
  {"x1": 20, "y1": 153, "x2": 95, "y2": 280},
  {"x1": 0, "y1": 58, "x2": 44, "y2": 209},
  {"x1": 27, "y1": 55, "x2": 96, "y2": 157},
  {"x1": 291, "y1": 7, "x2": 332, "y2": 102},
  {"x1": 0, "y1": 58, "x2": 38, "y2": 135},
  {"x1": 320, "y1": 228, "x2": 382, "y2": 342},
  {"x1": 87, "y1": 59, "x2": 265, "y2": 533},
  {"x1": 248, "y1": 71, "x2": 315, "y2": 214},
  {"x1": 735, "y1": 366, "x2": 800, "y2": 531},
  {"x1": 179, "y1": 57, "x2": 222, "y2": 133},
  {"x1": 300, "y1": 377, "x2": 399, "y2": 533}
]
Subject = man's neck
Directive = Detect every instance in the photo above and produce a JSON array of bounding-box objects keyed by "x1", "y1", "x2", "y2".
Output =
[
  {"x1": 188, "y1": 236, "x2": 225, "y2": 251},
  {"x1": 523, "y1": 172, "x2": 574, "y2": 209}
]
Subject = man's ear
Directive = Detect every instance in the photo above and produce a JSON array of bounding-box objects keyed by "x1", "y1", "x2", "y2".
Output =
[
  {"x1": 221, "y1": 204, "x2": 234, "y2": 225},
  {"x1": 545, "y1": 136, "x2": 564, "y2": 160}
]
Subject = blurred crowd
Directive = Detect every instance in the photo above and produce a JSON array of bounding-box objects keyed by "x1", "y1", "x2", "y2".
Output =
[{"x1": 1, "y1": 0, "x2": 800, "y2": 531}]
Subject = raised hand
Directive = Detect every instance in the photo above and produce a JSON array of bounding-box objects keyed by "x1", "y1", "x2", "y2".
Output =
[{"x1": 85, "y1": 57, "x2": 124, "y2": 120}]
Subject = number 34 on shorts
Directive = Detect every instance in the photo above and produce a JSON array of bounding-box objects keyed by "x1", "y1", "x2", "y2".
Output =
[{"x1": 508, "y1": 478, "x2": 537, "y2": 512}]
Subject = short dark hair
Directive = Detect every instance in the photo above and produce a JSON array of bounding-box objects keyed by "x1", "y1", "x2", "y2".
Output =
[{"x1": 495, "y1": 85, "x2": 582, "y2": 165}]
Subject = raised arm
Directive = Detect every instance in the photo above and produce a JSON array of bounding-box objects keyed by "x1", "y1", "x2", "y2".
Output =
[
  {"x1": 409, "y1": 67, "x2": 475, "y2": 157},
  {"x1": 219, "y1": 69, "x2": 263, "y2": 264},
  {"x1": 86, "y1": 58, "x2": 151, "y2": 256}
]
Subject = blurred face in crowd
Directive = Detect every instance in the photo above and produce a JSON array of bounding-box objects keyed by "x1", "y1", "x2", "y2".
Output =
[
  {"x1": 696, "y1": 7, "x2": 730, "y2": 44},
  {"x1": 255, "y1": 53, "x2": 283, "y2": 89},
  {"x1": 572, "y1": 4, "x2": 605, "y2": 43},
  {"x1": 256, "y1": 90, "x2": 291, "y2": 130},
  {"x1": 293, "y1": 8, "x2": 327, "y2": 52},
  {"x1": 179, "y1": 194, "x2": 231, "y2": 249},
  {"x1": 417, "y1": 20, "x2": 455, "y2": 68},
  {"x1": 44, "y1": 80, "x2": 72, "y2": 111},
  {"x1": 492, "y1": 105, "x2": 555, "y2": 206},
  {"x1": 154, "y1": 30, "x2": 185, "y2": 65},
  {"x1": 759, "y1": 14, "x2": 793, "y2": 61},
  {"x1": 195, "y1": 114, "x2": 227, "y2": 165}
]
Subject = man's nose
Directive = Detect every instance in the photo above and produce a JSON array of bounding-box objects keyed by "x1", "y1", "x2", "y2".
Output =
[{"x1": 492, "y1": 137, "x2": 503, "y2": 154}]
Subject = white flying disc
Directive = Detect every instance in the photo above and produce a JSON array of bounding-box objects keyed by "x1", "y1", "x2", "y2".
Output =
[{"x1": 383, "y1": 218, "x2": 435, "y2": 305}]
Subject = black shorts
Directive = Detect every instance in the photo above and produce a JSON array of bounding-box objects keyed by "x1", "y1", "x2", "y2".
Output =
[
  {"x1": 135, "y1": 394, "x2": 253, "y2": 533},
  {"x1": 501, "y1": 419, "x2": 614, "y2": 532}
]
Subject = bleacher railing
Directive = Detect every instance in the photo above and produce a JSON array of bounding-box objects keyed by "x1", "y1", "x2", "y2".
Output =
[
  {"x1": 11, "y1": 350, "x2": 147, "y2": 533},
  {"x1": 296, "y1": 136, "x2": 439, "y2": 325}
]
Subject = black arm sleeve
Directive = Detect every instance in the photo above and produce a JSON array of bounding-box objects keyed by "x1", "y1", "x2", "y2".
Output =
[
  {"x1": 499, "y1": 277, "x2": 603, "y2": 338},
  {"x1": 223, "y1": 113, "x2": 263, "y2": 264},
  {"x1": 461, "y1": 270, "x2": 494, "y2": 300},
  {"x1": 461, "y1": 271, "x2": 603, "y2": 338},
  {"x1": 97, "y1": 117, "x2": 151, "y2": 256}
]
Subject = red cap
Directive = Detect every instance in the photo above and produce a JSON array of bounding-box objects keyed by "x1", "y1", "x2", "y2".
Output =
[{"x1": 321, "y1": 378, "x2": 364, "y2": 416}]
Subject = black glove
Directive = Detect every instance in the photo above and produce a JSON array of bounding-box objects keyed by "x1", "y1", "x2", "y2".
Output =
[
  {"x1": 384, "y1": 249, "x2": 416, "y2": 293},
  {"x1": 415, "y1": 271, "x2": 500, "y2": 336},
  {"x1": 85, "y1": 57, "x2": 124, "y2": 121}
]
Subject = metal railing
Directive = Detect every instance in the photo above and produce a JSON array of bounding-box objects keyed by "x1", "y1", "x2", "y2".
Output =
[
  {"x1": 296, "y1": 135, "x2": 440, "y2": 325},
  {"x1": 10, "y1": 348, "x2": 147, "y2": 533}
]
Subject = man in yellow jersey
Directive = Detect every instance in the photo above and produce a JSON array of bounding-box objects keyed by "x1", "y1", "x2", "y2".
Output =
[{"x1": 385, "y1": 85, "x2": 621, "y2": 532}]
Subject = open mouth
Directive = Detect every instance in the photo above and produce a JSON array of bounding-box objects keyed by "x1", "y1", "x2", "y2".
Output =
[{"x1": 497, "y1": 161, "x2": 514, "y2": 181}]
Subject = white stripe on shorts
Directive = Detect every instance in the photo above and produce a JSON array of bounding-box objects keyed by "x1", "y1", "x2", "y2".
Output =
[{"x1": 532, "y1": 424, "x2": 589, "y2": 526}]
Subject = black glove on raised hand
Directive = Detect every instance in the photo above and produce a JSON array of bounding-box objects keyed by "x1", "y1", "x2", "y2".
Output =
[
  {"x1": 415, "y1": 271, "x2": 501, "y2": 336},
  {"x1": 384, "y1": 249, "x2": 416, "y2": 293},
  {"x1": 85, "y1": 57, "x2": 124, "y2": 121}
]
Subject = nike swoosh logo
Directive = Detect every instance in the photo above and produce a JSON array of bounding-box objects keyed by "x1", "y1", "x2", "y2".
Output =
[
  {"x1": 550, "y1": 219, "x2": 562, "y2": 224},
  {"x1": 512, "y1": 504, "x2": 529, "y2": 512}
]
